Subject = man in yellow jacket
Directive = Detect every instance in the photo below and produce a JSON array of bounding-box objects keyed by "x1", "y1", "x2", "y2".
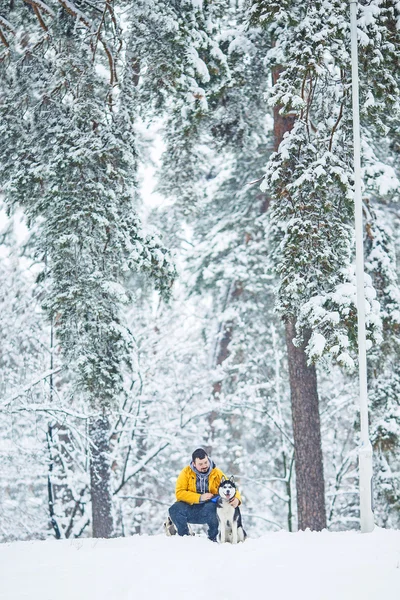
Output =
[{"x1": 169, "y1": 448, "x2": 241, "y2": 541}]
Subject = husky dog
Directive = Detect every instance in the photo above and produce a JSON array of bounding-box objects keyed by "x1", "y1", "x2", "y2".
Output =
[
  {"x1": 163, "y1": 516, "x2": 194, "y2": 537},
  {"x1": 217, "y1": 476, "x2": 247, "y2": 544}
]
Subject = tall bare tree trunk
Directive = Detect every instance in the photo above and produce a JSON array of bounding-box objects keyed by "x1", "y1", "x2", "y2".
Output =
[
  {"x1": 273, "y1": 64, "x2": 326, "y2": 531},
  {"x1": 89, "y1": 414, "x2": 114, "y2": 538},
  {"x1": 285, "y1": 320, "x2": 326, "y2": 530}
]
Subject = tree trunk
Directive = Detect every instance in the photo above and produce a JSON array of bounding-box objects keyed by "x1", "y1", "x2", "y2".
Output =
[
  {"x1": 285, "y1": 320, "x2": 326, "y2": 530},
  {"x1": 89, "y1": 414, "x2": 114, "y2": 538},
  {"x1": 272, "y1": 58, "x2": 327, "y2": 531}
]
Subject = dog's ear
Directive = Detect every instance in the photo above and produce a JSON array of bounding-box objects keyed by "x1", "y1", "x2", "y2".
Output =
[
  {"x1": 229, "y1": 475, "x2": 235, "y2": 483},
  {"x1": 221, "y1": 475, "x2": 226, "y2": 483}
]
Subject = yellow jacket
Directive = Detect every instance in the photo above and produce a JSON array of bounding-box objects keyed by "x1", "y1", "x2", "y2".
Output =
[{"x1": 175, "y1": 465, "x2": 242, "y2": 505}]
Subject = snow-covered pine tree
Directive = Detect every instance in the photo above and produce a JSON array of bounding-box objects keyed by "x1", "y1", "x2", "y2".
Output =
[
  {"x1": 250, "y1": 0, "x2": 400, "y2": 530},
  {"x1": 0, "y1": 0, "x2": 174, "y2": 537},
  {"x1": 120, "y1": 0, "x2": 231, "y2": 235}
]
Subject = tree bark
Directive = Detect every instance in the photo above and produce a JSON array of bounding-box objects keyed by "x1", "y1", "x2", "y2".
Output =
[
  {"x1": 285, "y1": 320, "x2": 326, "y2": 530},
  {"x1": 89, "y1": 414, "x2": 114, "y2": 538}
]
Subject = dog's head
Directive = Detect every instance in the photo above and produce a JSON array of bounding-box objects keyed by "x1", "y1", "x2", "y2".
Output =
[{"x1": 218, "y1": 476, "x2": 237, "y2": 501}]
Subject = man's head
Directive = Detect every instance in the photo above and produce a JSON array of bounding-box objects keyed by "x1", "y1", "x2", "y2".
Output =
[{"x1": 192, "y1": 448, "x2": 210, "y2": 473}]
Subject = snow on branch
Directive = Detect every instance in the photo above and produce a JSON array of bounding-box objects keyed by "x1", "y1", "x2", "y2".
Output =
[
  {"x1": 241, "y1": 513, "x2": 283, "y2": 530},
  {"x1": 23, "y1": 0, "x2": 56, "y2": 18},
  {"x1": 56, "y1": 0, "x2": 118, "y2": 84},
  {"x1": 1, "y1": 367, "x2": 62, "y2": 408},
  {"x1": 113, "y1": 441, "x2": 170, "y2": 495},
  {"x1": 56, "y1": 0, "x2": 92, "y2": 27},
  {"x1": 119, "y1": 495, "x2": 171, "y2": 507},
  {"x1": 113, "y1": 408, "x2": 217, "y2": 495},
  {"x1": 23, "y1": 0, "x2": 56, "y2": 32},
  {"x1": 0, "y1": 16, "x2": 16, "y2": 34},
  {"x1": 3, "y1": 404, "x2": 89, "y2": 420},
  {"x1": 0, "y1": 16, "x2": 16, "y2": 47}
]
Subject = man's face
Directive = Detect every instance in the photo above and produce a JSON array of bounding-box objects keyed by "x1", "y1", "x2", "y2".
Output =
[{"x1": 194, "y1": 456, "x2": 210, "y2": 472}]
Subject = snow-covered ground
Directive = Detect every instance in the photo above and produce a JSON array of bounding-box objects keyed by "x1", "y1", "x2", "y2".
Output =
[{"x1": 1, "y1": 528, "x2": 400, "y2": 600}]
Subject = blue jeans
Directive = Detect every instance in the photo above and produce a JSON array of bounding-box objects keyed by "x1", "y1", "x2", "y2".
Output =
[{"x1": 169, "y1": 501, "x2": 219, "y2": 540}]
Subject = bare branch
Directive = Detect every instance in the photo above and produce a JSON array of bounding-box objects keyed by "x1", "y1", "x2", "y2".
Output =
[
  {"x1": 113, "y1": 407, "x2": 223, "y2": 495},
  {"x1": 241, "y1": 513, "x2": 283, "y2": 530},
  {"x1": 119, "y1": 495, "x2": 170, "y2": 507},
  {"x1": 1, "y1": 367, "x2": 62, "y2": 408},
  {"x1": 65, "y1": 486, "x2": 88, "y2": 538},
  {"x1": 246, "y1": 175, "x2": 265, "y2": 186},
  {"x1": 113, "y1": 441, "x2": 170, "y2": 495},
  {"x1": 2, "y1": 404, "x2": 89, "y2": 419},
  {"x1": 92, "y1": 1, "x2": 108, "y2": 59}
]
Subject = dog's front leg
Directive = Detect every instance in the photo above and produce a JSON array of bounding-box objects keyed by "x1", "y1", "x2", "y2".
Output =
[
  {"x1": 219, "y1": 520, "x2": 226, "y2": 543},
  {"x1": 232, "y1": 522, "x2": 238, "y2": 544}
]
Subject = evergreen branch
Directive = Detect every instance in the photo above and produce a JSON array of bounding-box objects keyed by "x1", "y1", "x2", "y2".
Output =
[
  {"x1": 56, "y1": 0, "x2": 92, "y2": 27},
  {"x1": 0, "y1": 16, "x2": 15, "y2": 33},
  {"x1": 57, "y1": 0, "x2": 118, "y2": 85},
  {"x1": 0, "y1": 16, "x2": 15, "y2": 47},
  {"x1": 24, "y1": 0, "x2": 56, "y2": 19},
  {"x1": 80, "y1": 0, "x2": 104, "y2": 13},
  {"x1": 0, "y1": 27, "x2": 9, "y2": 48},
  {"x1": 32, "y1": 5, "x2": 49, "y2": 32}
]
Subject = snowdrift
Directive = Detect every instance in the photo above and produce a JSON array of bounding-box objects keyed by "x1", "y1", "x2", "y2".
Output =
[{"x1": 1, "y1": 528, "x2": 400, "y2": 600}]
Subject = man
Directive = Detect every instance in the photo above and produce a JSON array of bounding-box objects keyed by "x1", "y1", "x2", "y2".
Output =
[{"x1": 168, "y1": 448, "x2": 241, "y2": 542}]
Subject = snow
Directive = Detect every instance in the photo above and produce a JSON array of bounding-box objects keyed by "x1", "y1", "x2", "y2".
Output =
[
  {"x1": 308, "y1": 332, "x2": 326, "y2": 358},
  {"x1": 1, "y1": 529, "x2": 400, "y2": 600}
]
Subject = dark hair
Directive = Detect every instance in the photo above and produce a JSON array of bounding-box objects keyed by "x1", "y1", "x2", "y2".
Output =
[{"x1": 192, "y1": 448, "x2": 208, "y2": 462}]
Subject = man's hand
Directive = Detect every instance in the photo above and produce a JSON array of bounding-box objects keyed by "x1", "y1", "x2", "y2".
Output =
[
  {"x1": 229, "y1": 497, "x2": 239, "y2": 508},
  {"x1": 200, "y1": 493, "x2": 214, "y2": 502}
]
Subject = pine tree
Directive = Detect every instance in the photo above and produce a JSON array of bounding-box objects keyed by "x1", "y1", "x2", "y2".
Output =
[
  {"x1": 0, "y1": 0, "x2": 174, "y2": 537},
  {"x1": 250, "y1": 0, "x2": 400, "y2": 530}
]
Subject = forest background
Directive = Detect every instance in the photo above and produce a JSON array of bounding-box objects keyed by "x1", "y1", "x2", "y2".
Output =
[{"x1": 1, "y1": 0, "x2": 400, "y2": 542}]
